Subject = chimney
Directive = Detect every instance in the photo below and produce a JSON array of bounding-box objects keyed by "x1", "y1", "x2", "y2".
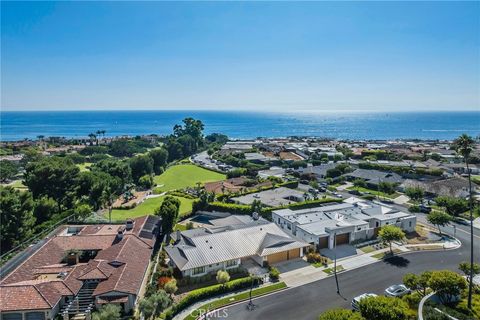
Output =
[
  {"x1": 126, "y1": 219, "x2": 134, "y2": 230},
  {"x1": 66, "y1": 252, "x2": 79, "y2": 266},
  {"x1": 116, "y1": 230, "x2": 124, "y2": 241},
  {"x1": 176, "y1": 230, "x2": 182, "y2": 243}
]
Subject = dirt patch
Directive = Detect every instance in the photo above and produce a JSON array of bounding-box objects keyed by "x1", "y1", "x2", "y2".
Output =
[
  {"x1": 405, "y1": 225, "x2": 432, "y2": 244},
  {"x1": 279, "y1": 152, "x2": 303, "y2": 161},
  {"x1": 112, "y1": 191, "x2": 148, "y2": 208}
]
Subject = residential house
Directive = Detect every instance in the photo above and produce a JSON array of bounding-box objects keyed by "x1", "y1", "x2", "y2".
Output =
[
  {"x1": 165, "y1": 216, "x2": 309, "y2": 277},
  {"x1": 344, "y1": 169, "x2": 404, "y2": 188},
  {"x1": 231, "y1": 187, "x2": 305, "y2": 207},
  {"x1": 0, "y1": 216, "x2": 160, "y2": 320},
  {"x1": 272, "y1": 199, "x2": 416, "y2": 251}
]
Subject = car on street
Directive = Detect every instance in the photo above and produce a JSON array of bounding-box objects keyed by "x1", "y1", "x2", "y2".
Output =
[
  {"x1": 385, "y1": 284, "x2": 410, "y2": 297},
  {"x1": 351, "y1": 293, "x2": 377, "y2": 310},
  {"x1": 419, "y1": 205, "x2": 432, "y2": 213}
]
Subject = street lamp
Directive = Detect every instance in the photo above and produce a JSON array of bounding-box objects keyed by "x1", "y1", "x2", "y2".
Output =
[{"x1": 333, "y1": 233, "x2": 340, "y2": 294}]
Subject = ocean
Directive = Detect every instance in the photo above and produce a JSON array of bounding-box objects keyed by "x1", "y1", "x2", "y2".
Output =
[{"x1": 0, "y1": 110, "x2": 479, "y2": 141}]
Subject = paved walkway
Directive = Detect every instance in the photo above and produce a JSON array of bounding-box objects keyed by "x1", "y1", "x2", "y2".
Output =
[{"x1": 474, "y1": 217, "x2": 480, "y2": 231}]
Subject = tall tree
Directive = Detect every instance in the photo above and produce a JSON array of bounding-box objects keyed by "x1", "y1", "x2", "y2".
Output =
[
  {"x1": 427, "y1": 211, "x2": 452, "y2": 236},
  {"x1": 428, "y1": 270, "x2": 467, "y2": 304},
  {"x1": 33, "y1": 196, "x2": 58, "y2": 224},
  {"x1": 0, "y1": 160, "x2": 19, "y2": 182},
  {"x1": 378, "y1": 225, "x2": 405, "y2": 254},
  {"x1": 24, "y1": 157, "x2": 80, "y2": 211},
  {"x1": 92, "y1": 304, "x2": 121, "y2": 320},
  {"x1": 155, "y1": 196, "x2": 181, "y2": 235},
  {"x1": 138, "y1": 290, "x2": 171, "y2": 320},
  {"x1": 149, "y1": 148, "x2": 168, "y2": 174},
  {"x1": 454, "y1": 133, "x2": 475, "y2": 309},
  {"x1": 358, "y1": 296, "x2": 409, "y2": 320},
  {"x1": 129, "y1": 154, "x2": 154, "y2": 183},
  {"x1": 0, "y1": 186, "x2": 36, "y2": 252}
]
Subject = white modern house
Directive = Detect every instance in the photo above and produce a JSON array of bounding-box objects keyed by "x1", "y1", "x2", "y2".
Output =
[{"x1": 272, "y1": 199, "x2": 416, "y2": 251}]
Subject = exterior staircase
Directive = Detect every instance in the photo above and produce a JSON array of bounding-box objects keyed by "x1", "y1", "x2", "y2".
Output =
[{"x1": 61, "y1": 281, "x2": 98, "y2": 320}]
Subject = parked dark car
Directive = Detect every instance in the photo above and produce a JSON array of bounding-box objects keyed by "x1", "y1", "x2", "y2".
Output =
[
  {"x1": 348, "y1": 189, "x2": 362, "y2": 196},
  {"x1": 419, "y1": 205, "x2": 432, "y2": 213}
]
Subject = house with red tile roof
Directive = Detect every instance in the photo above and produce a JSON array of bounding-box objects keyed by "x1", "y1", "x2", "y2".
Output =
[{"x1": 0, "y1": 215, "x2": 160, "y2": 320}]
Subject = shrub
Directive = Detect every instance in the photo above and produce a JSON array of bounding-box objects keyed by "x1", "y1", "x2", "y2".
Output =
[
  {"x1": 269, "y1": 267, "x2": 280, "y2": 281},
  {"x1": 409, "y1": 205, "x2": 420, "y2": 213},
  {"x1": 306, "y1": 252, "x2": 323, "y2": 263}
]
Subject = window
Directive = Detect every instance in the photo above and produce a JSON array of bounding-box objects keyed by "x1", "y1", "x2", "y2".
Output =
[
  {"x1": 225, "y1": 259, "x2": 237, "y2": 268},
  {"x1": 192, "y1": 266, "x2": 205, "y2": 275},
  {"x1": 278, "y1": 218, "x2": 281, "y2": 223},
  {"x1": 409, "y1": 221, "x2": 412, "y2": 227}
]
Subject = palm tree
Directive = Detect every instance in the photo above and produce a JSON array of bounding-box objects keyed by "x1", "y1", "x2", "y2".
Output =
[
  {"x1": 454, "y1": 133, "x2": 475, "y2": 309},
  {"x1": 88, "y1": 133, "x2": 96, "y2": 146}
]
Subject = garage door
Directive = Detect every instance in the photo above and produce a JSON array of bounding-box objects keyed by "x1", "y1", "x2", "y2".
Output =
[
  {"x1": 2, "y1": 314, "x2": 22, "y2": 320},
  {"x1": 318, "y1": 237, "x2": 328, "y2": 249},
  {"x1": 267, "y1": 251, "x2": 288, "y2": 264},
  {"x1": 287, "y1": 248, "x2": 300, "y2": 259},
  {"x1": 335, "y1": 233, "x2": 350, "y2": 245},
  {"x1": 25, "y1": 312, "x2": 45, "y2": 320}
]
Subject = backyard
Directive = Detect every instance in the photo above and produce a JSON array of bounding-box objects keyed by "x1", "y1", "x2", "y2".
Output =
[
  {"x1": 153, "y1": 164, "x2": 226, "y2": 192},
  {"x1": 110, "y1": 195, "x2": 194, "y2": 221}
]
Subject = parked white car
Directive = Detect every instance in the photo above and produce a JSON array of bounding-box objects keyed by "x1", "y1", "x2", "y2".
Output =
[
  {"x1": 385, "y1": 284, "x2": 410, "y2": 297},
  {"x1": 352, "y1": 293, "x2": 377, "y2": 310}
]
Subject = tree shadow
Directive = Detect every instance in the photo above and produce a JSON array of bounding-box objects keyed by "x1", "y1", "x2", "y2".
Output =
[{"x1": 383, "y1": 255, "x2": 410, "y2": 268}]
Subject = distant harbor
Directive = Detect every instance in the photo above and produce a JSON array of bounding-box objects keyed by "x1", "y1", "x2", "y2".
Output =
[{"x1": 1, "y1": 110, "x2": 479, "y2": 141}]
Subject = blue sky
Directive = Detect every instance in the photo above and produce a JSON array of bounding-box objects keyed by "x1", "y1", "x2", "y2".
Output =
[{"x1": 1, "y1": 1, "x2": 479, "y2": 112}]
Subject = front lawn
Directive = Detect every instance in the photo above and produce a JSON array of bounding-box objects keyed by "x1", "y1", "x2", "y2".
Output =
[
  {"x1": 347, "y1": 186, "x2": 400, "y2": 199},
  {"x1": 183, "y1": 282, "x2": 287, "y2": 320},
  {"x1": 360, "y1": 245, "x2": 376, "y2": 253},
  {"x1": 372, "y1": 248, "x2": 402, "y2": 259},
  {"x1": 323, "y1": 265, "x2": 344, "y2": 274},
  {"x1": 110, "y1": 195, "x2": 194, "y2": 221},
  {"x1": 153, "y1": 164, "x2": 226, "y2": 192}
]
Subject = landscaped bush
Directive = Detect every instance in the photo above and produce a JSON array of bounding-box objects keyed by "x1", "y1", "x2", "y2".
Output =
[
  {"x1": 306, "y1": 252, "x2": 323, "y2": 263},
  {"x1": 269, "y1": 267, "x2": 280, "y2": 281},
  {"x1": 167, "y1": 190, "x2": 197, "y2": 199},
  {"x1": 409, "y1": 205, "x2": 420, "y2": 213},
  {"x1": 205, "y1": 202, "x2": 253, "y2": 215},
  {"x1": 165, "y1": 276, "x2": 262, "y2": 320}
]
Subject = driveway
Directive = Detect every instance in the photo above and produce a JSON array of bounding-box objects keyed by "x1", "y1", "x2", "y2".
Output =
[
  {"x1": 320, "y1": 245, "x2": 358, "y2": 260},
  {"x1": 274, "y1": 259, "x2": 327, "y2": 288}
]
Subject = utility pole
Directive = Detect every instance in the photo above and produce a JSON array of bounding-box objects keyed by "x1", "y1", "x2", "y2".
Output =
[{"x1": 333, "y1": 233, "x2": 340, "y2": 294}]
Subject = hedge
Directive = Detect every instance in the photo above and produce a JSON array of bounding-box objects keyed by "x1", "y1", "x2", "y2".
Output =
[
  {"x1": 164, "y1": 276, "x2": 261, "y2": 319},
  {"x1": 205, "y1": 202, "x2": 252, "y2": 215}
]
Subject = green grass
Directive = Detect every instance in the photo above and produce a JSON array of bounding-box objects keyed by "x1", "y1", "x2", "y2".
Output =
[
  {"x1": 110, "y1": 196, "x2": 194, "y2": 221},
  {"x1": 76, "y1": 162, "x2": 93, "y2": 172},
  {"x1": 174, "y1": 223, "x2": 188, "y2": 231},
  {"x1": 183, "y1": 282, "x2": 287, "y2": 320},
  {"x1": 372, "y1": 248, "x2": 402, "y2": 259},
  {"x1": 347, "y1": 186, "x2": 400, "y2": 199},
  {"x1": 153, "y1": 164, "x2": 226, "y2": 193},
  {"x1": 323, "y1": 265, "x2": 344, "y2": 274},
  {"x1": 4, "y1": 180, "x2": 27, "y2": 190},
  {"x1": 360, "y1": 245, "x2": 376, "y2": 253}
]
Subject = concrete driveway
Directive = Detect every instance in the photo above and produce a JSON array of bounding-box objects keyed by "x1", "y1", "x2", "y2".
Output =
[
  {"x1": 274, "y1": 259, "x2": 327, "y2": 287},
  {"x1": 320, "y1": 244, "x2": 359, "y2": 260}
]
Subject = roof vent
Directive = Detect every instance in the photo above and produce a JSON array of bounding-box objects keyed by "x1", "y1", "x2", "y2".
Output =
[{"x1": 210, "y1": 246, "x2": 213, "y2": 249}]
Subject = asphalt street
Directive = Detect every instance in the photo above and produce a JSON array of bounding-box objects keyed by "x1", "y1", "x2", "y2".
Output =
[{"x1": 213, "y1": 198, "x2": 479, "y2": 320}]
